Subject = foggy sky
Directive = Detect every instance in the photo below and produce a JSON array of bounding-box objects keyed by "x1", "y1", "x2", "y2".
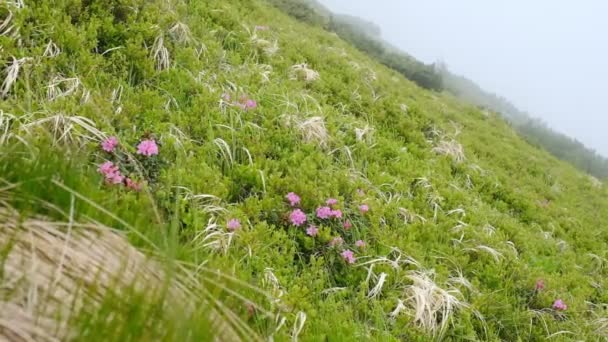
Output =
[{"x1": 319, "y1": 0, "x2": 608, "y2": 156}]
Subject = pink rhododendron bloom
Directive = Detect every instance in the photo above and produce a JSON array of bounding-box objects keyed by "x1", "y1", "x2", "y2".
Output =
[
  {"x1": 227, "y1": 219, "x2": 241, "y2": 231},
  {"x1": 359, "y1": 204, "x2": 369, "y2": 214},
  {"x1": 98, "y1": 161, "x2": 117, "y2": 175},
  {"x1": 286, "y1": 192, "x2": 301, "y2": 206},
  {"x1": 289, "y1": 209, "x2": 307, "y2": 226},
  {"x1": 101, "y1": 136, "x2": 118, "y2": 152},
  {"x1": 316, "y1": 206, "x2": 332, "y2": 219},
  {"x1": 137, "y1": 139, "x2": 159, "y2": 156},
  {"x1": 326, "y1": 198, "x2": 338, "y2": 206},
  {"x1": 343, "y1": 220, "x2": 352, "y2": 230},
  {"x1": 108, "y1": 171, "x2": 125, "y2": 184},
  {"x1": 355, "y1": 240, "x2": 366, "y2": 248},
  {"x1": 306, "y1": 225, "x2": 319, "y2": 237},
  {"x1": 553, "y1": 299, "x2": 567, "y2": 311},
  {"x1": 535, "y1": 279, "x2": 545, "y2": 291},
  {"x1": 330, "y1": 236, "x2": 344, "y2": 247},
  {"x1": 98, "y1": 161, "x2": 125, "y2": 185},
  {"x1": 341, "y1": 250, "x2": 356, "y2": 264},
  {"x1": 126, "y1": 178, "x2": 141, "y2": 191},
  {"x1": 330, "y1": 209, "x2": 342, "y2": 218}
]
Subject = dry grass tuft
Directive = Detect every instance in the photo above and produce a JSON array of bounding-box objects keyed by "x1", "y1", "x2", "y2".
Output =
[
  {"x1": 290, "y1": 63, "x2": 320, "y2": 82},
  {"x1": 297, "y1": 117, "x2": 328, "y2": 147},
  {"x1": 1, "y1": 9, "x2": 20, "y2": 38},
  {"x1": 21, "y1": 113, "x2": 105, "y2": 146},
  {"x1": 432, "y1": 139, "x2": 466, "y2": 163},
  {"x1": 0, "y1": 200, "x2": 267, "y2": 341},
  {"x1": 403, "y1": 270, "x2": 468, "y2": 337},
  {"x1": 168, "y1": 21, "x2": 192, "y2": 44},
  {"x1": 354, "y1": 125, "x2": 374, "y2": 143},
  {"x1": 1, "y1": 56, "x2": 30, "y2": 98},
  {"x1": 46, "y1": 75, "x2": 81, "y2": 101},
  {"x1": 42, "y1": 40, "x2": 61, "y2": 57},
  {"x1": 151, "y1": 35, "x2": 170, "y2": 70},
  {"x1": 283, "y1": 115, "x2": 329, "y2": 148}
]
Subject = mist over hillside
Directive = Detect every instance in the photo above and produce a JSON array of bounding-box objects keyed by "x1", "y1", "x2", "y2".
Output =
[{"x1": 278, "y1": 0, "x2": 608, "y2": 179}]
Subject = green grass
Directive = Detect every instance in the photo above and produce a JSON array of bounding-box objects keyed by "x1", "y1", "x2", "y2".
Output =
[{"x1": 1, "y1": 0, "x2": 608, "y2": 340}]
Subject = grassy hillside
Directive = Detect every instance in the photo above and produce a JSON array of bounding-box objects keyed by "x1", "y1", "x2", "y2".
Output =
[
  {"x1": 2, "y1": 0, "x2": 608, "y2": 340},
  {"x1": 440, "y1": 67, "x2": 608, "y2": 180}
]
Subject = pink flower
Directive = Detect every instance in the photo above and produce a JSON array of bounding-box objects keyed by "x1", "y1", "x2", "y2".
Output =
[
  {"x1": 98, "y1": 161, "x2": 117, "y2": 175},
  {"x1": 125, "y1": 178, "x2": 141, "y2": 191},
  {"x1": 343, "y1": 220, "x2": 352, "y2": 230},
  {"x1": 108, "y1": 171, "x2": 124, "y2": 184},
  {"x1": 355, "y1": 240, "x2": 366, "y2": 248},
  {"x1": 326, "y1": 198, "x2": 338, "y2": 206},
  {"x1": 330, "y1": 209, "x2": 342, "y2": 218},
  {"x1": 289, "y1": 209, "x2": 307, "y2": 226},
  {"x1": 316, "y1": 206, "x2": 332, "y2": 219},
  {"x1": 136, "y1": 139, "x2": 159, "y2": 156},
  {"x1": 245, "y1": 99, "x2": 257, "y2": 110},
  {"x1": 286, "y1": 192, "x2": 301, "y2": 207},
  {"x1": 329, "y1": 236, "x2": 343, "y2": 247},
  {"x1": 306, "y1": 225, "x2": 319, "y2": 237},
  {"x1": 535, "y1": 279, "x2": 545, "y2": 291},
  {"x1": 101, "y1": 136, "x2": 118, "y2": 152},
  {"x1": 222, "y1": 93, "x2": 231, "y2": 101},
  {"x1": 359, "y1": 204, "x2": 369, "y2": 214},
  {"x1": 98, "y1": 161, "x2": 125, "y2": 185},
  {"x1": 553, "y1": 299, "x2": 567, "y2": 311},
  {"x1": 341, "y1": 250, "x2": 356, "y2": 264},
  {"x1": 227, "y1": 219, "x2": 241, "y2": 231}
]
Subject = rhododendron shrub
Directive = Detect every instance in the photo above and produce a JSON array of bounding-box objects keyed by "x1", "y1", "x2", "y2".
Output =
[{"x1": 95, "y1": 136, "x2": 163, "y2": 190}]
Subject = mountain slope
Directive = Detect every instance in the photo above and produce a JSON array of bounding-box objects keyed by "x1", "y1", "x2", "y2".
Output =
[{"x1": 1, "y1": 0, "x2": 608, "y2": 340}]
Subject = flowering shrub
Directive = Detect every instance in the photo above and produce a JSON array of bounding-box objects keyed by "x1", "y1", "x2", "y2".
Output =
[
  {"x1": 95, "y1": 136, "x2": 162, "y2": 191},
  {"x1": 553, "y1": 299, "x2": 567, "y2": 311}
]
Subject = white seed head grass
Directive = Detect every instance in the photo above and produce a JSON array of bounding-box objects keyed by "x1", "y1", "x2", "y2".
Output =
[{"x1": 403, "y1": 270, "x2": 468, "y2": 337}]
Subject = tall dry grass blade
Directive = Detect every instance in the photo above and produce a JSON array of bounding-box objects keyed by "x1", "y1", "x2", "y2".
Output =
[
  {"x1": 42, "y1": 40, "x2": 61, "y2": 58},
  {"x1": 151, "y1": 35, "x2": 170, "y2": 70},
  {"x1": 46, "y1": 76, "x2": 81, "y2": 101},
  {"x1": 1, "y1": 57, "x2": 30, "y2": 98},
  {"x1": 21, "y1": 113, "x2": 105, "y2": 145}
]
